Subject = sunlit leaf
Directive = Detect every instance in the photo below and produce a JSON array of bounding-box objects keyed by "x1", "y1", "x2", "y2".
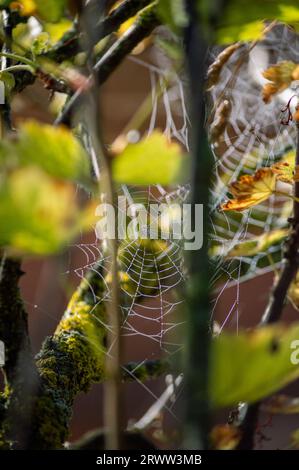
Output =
[
  {"x1": 33, "y1": 0, "x2": 66, "y2": 22},
  {"x1": 216, "y1": 0, "x2": 299, "y2": 43},
  {"x1": 220, "y1": 168, "x2": 276, "y2": 211},
  {"x1": 156, "y1": 0, "x2": 187, "y2": 32},
  {"x1": 0, "y1": 71, "x2": 15, "y2": 99},
  {"x1": 211, "y1": 323, "x2": 299, "y2": 408},
  {"x1": 44, "y1": 19, "x2": 73, "y2": 44},
  {"x1": 262, "y1": 61, "x2": 299, "y2": 103},
  {"x1": 0, "y1": 167, "x2": 80, "y2": 254},
  {"x1": 212, "y1": 228, "x2": 288, "y2": 258},
  {"x1": 0, "y1": 121, "x2": 90, "y2": 186},
  {"x1": 31, "y1": 32, "x2": 51, "y2": 55},
  {"x1": 7, "y1": 0, "x2": 67, "y2": 22},
  {"x1": 112, "y1": 131, "x2": 187, "y2": 185}
]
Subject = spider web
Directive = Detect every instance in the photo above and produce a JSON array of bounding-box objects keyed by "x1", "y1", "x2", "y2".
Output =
[
  {"x1": 22, "y1": 25, "x2": 299, "y2": 432},
  {"x1": 208, "y1": 24, "x2": 299, "y2": 328},
  {"x1": 67, "y1": 23, "x2": 299, "y2": 358},
  {"x1": 65, "y1": 52, "x2": 191, "y2": 357}
]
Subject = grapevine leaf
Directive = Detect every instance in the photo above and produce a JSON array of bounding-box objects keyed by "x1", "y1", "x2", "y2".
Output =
[
  {"x1": 220, "y1": 167, "x2": 276, "y2": 212},
  {"x1": 211, "y1": 323, "x2": 299, "y2": 408},
  {"x1": 112, "y1": 131, "x2": 187, "y2": 185},
  {"x1": 212, "y1": 228, "x2": 289, "y2": 258},
  {"x1": 216, "y1": 0, "x2": 299, "y2": 43},
  {"x1": 0, "y1": 167, "x2": 80, "y2": 254},
  {"x1": 0, "y1": 121, "x2": 90, "y2": 186},
  {"x1": 262, "y1": 61, "x2": 299, "y2": 103}
]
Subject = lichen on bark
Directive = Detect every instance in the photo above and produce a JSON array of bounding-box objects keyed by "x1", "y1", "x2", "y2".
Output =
[{"x1": 30, "y1": 264, "x2": 107, "y2": 449}]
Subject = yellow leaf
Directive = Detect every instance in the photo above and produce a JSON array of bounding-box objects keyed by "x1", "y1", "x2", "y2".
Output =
[
  {"x1": 262, "y1": 61, "x2": 299, "y2": 103},
  {"x1": 214, "y1": 228, "x2": 289, "y2": 258},
  {"x1": 211, "y1": 323, "x2": 299, "y2": 408},
  {"x1": 220, "y1": 168, "x2": 276, "y2": 212},
  {"x1": 272, "y1": 161, "x2": 294, "y2": 183},
  {"x1": 270, "y1": 149, "x2": 299, "y2": 184},
  {"x1": 112, "y1": 131, "x2": 187, "y2": 185}
]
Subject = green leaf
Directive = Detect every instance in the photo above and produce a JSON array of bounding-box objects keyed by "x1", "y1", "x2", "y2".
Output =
[
  {"x1": 212, "y1": 228, "x2": 289, "y2": 258},
  {"x1": 2, "y1": 1, "x2": 66, "y2": 22},
  {"x1": 156, "y1": 0, "x2": 187, "y2": 32},
  {"x1": 0, "y1": 121, "x2": 90, "y2": 186},
  {"x1": 0, "y1": 166, "x2": 81, "y2": 255},
  {"x1": 0, "y1": 71, "x2": 15, "y2": 99},
  {"x1": 112, "y1": 131, "x2": 187, "y2": 185},
  {"x1": 44, "y1": 19, "x2": 73, "y2": 44},
  {"x1": 34, "y1": 0, "x2": 66, "y2": 22},
  {"x1": 217, "y1": 0, "x2": 299, "y2": 43},
  {"x1": 211, "y1": 323, "x2": 299, "y2": 408},
  {"x1": 31, "y1": 32, "x2": 51, "y2": 56}
]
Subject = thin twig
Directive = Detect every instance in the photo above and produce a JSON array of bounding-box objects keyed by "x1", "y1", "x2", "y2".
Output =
[
  {"x1": 129, "y1": 374, "x2": 183, "y2": 432},
  {"x1": 44, "y1": 0, "x2": 153, "y2": 63},
  {"x1": 55, "y1": 5, "x2": 159, "y2": 127}
]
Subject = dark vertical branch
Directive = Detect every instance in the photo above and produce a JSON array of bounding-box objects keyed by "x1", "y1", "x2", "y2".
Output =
[
  {"x1": 183, "y1": 1, "x2": 212, "y2": 450},
  {"x1": 0, "y1": 257, "x2": 38, "y2": 449},
  {"x1": 0, "y1": 10, "x2": 38, "y2": 450},
  {"x1": 235, "y1": 118, "x2": 299, "y2": 450},
  {"x1": 80, "y1": 1, "x2": 123, "y2": 450}
]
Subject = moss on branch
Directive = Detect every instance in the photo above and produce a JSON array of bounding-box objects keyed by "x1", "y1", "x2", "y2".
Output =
[
  {"x1": 28, "y1": 265, "x2": 107, "y2": 449},
  {"x1": 28, "y1": 258, "x2": 169, "y2": 449}
]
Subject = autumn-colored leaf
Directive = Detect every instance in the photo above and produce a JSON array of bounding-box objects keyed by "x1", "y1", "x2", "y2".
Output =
[
  {"x1": 209, "y1": 99, "x2": 231, "y2": 145},
  {"x1": 210, "y1": 424, "x2": 241, "y2": 450},
  {"x1": 220, "y1": 167, "x2": 276, "y2": 212},
  {"x1": 262, "y1": 61, "x2": 299, "y2": 103},
  {"x1": 272, "y1": 161, "x2": 295, "y2": 183},
  {"x1": 269, "y1": 149, "x2": 299, "y2": 184}
]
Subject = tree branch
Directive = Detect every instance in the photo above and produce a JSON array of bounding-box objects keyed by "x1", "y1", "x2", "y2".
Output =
[
  {"x1": 44, "y1": 0, "x2": 153, "y2": 63},
  {"x1": 54, "y1": 5, "x2": 160, "y2": 127},
  {"x1": 0, "y1": 10, "x2": 38, "y2": 450},
  {"x1": 27, "y1": 262, "x2": 169, "y2": 449}
]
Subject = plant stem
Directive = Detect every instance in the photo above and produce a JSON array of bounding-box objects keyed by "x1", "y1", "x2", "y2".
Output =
[
  {"x1": 0, "y1": 52, "x2": 36, "y2": 67},
  {"x1": 183, "y1": 0, "x2": 212, "y2": 450},
  {"x1": 1, "y1": 64, "x2": 34, "y2": 74}
]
